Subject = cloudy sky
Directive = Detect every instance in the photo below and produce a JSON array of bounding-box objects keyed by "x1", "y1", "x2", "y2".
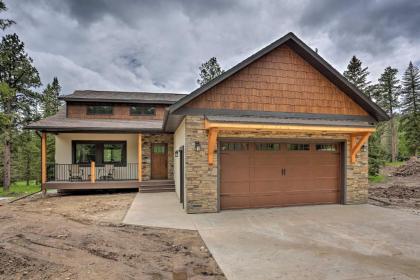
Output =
[{"x1": 3, "y1": 0, "x2": 420, "y2": 95}]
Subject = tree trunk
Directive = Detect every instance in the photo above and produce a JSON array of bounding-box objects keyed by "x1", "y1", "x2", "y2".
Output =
[
  {"x1": 3, "y1": 140, "x2": 11, "y2": 191},
  {"x1": 390, "y1": 117, "x2": 397, "y2": 162},
  {"x1": 25, "y1": 153, "x2": 31, "y2": 186}
]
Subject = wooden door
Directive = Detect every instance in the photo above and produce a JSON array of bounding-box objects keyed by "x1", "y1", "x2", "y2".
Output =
[{"x1": 151, "y1": 143, "x2": 168, "y2": 179}]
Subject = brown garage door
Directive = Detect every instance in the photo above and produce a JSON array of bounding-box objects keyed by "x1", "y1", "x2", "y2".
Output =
[{"x1": 220, "y1": 141, "x2": 341, "y2": 210}]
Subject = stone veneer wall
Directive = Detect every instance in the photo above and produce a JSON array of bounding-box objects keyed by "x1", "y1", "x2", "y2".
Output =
[
  {"x1": 184, "y1": 115, "x2": 369, "y2": 213},
  {"x1": 141, "y1": 133, "x2": 174, "y2": 181}
]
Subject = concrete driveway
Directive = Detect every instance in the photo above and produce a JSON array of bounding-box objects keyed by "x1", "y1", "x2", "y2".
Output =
[{"x1": 124, "y1": 193, "x2": 420, "y2": 280}]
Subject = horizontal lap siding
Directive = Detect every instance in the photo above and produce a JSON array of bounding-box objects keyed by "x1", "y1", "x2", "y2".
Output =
[
  {"x1": 67, "y1": 103, "x2": 166, "y2": 120},
  {"x1": 186, "y1": 45, "x2": 368, "y2": 116}
]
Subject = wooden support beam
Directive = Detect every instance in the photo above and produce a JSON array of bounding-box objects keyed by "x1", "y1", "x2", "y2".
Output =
[
  {"x1": 138, "y1": 133, "x2": 142, "y2": 182},
  {"x1": 208, "y1": 128, "x2": 218, "y2": 165},
  {"x1": 41, "y1": 132, "x2": 47, "y2": 195},
  {"x1": 350, "y1": 132, "x2": 370, "y2": 163},
  {"x1": 204, "y1": 119, "x2": 376, "y2": 134},
  {"x1": 90, "y1": 161, "x2": 96, "y2": 183}
]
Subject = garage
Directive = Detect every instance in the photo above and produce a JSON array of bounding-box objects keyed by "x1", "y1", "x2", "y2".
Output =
[{"x1": 220, "y1": 141, "x2": 342, "y2": 210}]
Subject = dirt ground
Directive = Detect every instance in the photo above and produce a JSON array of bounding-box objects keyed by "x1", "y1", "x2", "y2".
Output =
[
  {"x1": 0, "y1": 191, "x2": 225, "y2": 280},
  {"x1": 369, "y1": 158, "x2": 420, "y2": 215}
]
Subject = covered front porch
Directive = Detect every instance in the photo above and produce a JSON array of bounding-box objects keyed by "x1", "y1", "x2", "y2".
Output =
[{"x1": 39, "y1": 132, "x2": 174, "y2": 193}]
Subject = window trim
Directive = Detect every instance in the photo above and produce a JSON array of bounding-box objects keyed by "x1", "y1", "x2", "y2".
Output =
[
  {"x1": 255, "y1": 143, "x2": 280, "y2": 151},
  {"x1": 129, "y1": 105, "x2": 156, "y2": 116},
  {"x1": 86, "y1": 104, "x2": 114, "y2": 115},
  {"x1": 72, "y1": 140, "x2": 127, "y2": 166},
  {"x1": 315, "y1": 143, "x2": 337, "y2": 152},
  {"x1": 287, "y1": 143, "x2": 310, "y2": 151}
]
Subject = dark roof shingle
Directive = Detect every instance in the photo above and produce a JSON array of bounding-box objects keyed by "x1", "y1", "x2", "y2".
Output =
[
  {"x1": 61, "y1": 90, "x2": 187, "y2": 104},
  {"x1": 27, "y1": 106, "x2": 163, "y2": 132}
]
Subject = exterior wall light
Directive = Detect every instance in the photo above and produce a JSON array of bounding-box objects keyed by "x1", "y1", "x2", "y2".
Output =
[
  {"x1": 194, "y1": 141, "x2": 201, "y2": 152},
  {"x1": 175, "y1": 150, "x2": 179, "y2": 157}
]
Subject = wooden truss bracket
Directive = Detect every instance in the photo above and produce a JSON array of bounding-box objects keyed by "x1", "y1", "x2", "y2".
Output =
[
  {"x1": 208, "y1": 128, "x2": 219, "y2": 165},
  {"x1": 350, "y1": 132, "x2": 371, "y2": 164}
]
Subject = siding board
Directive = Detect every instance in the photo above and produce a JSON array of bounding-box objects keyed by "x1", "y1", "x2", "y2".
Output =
[{"x1": 186, "y1": 45, "x2": 368, "y2": 116}]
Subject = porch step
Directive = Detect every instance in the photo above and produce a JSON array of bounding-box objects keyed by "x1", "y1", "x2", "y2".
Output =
[{"x1": 139, "y1": 180, "x2": 175, "y2": 193}]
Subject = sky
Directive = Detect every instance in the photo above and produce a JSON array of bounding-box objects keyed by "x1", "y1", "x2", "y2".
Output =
[{"x1": 3, "y1": 0, "x2": 420, "y2": 95}]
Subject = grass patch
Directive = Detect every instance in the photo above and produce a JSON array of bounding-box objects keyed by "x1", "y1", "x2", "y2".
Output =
[
  {"x1": 0, "y1": 180, "x2": 41, "y2": 197},
  {"x1": 385, "y1": 161, "x2": 405, "y2": 167},
  {"x1": 369, "y1": 174, "x2": 386, "y2": 183}
]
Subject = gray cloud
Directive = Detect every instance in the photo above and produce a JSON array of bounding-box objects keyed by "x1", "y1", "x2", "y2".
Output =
[{"x1": 3, "y1": 0, "x2": 419, "y2": 95}]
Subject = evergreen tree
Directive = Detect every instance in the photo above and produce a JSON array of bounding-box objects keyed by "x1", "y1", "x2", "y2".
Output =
[
  {"x1": 0, "y1": 34, "x2": 41, "y2": 190},
  {"x1": 197, "y1": 57, "x2": 224, "y2": 86},
  {"x1": 0, "y1": 1, "x2": 14, "y2": 30},
  {"x1": 376, "y1": 67, "x2": 401, "y2": 162},
  {"x1": 343, "y1": 56, "x2": 371, "y2": 95},
  {"x1": 42, "y1": 77, "x2": 62, "y2": 117},
  {"x1": 400, "y1": 62, "x2": 420, "y2": 155},
  {"x1": 41, "y1": 77, "x2": 62, "y2": 163}
]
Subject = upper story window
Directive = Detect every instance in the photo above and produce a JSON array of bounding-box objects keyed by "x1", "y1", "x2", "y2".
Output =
[
  {"x1": 130, "y1": 105, "x2": 155, "y2": 116},
  {"x1": 87, "y1": 105, "x2": 113, "y2": 115}
]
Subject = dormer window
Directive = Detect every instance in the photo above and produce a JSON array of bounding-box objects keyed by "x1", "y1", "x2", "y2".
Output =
[
  {"x1": 87, "y1": 105, "x2": 113, "y2": 115},
  {"x1": 130, "y1": 105, "x2": 155, "y2": 116}
]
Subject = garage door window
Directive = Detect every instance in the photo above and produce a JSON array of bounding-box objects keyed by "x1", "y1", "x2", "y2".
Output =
[
  {"x1": 256, "y1": 143, "x2": 280, "y2": 151},
  {"x1": 316, "y1": 144, "x2": 337, "y2": 152},
  {"x1": 287, "y1": 144, "x2": 310, "y2": 151},
  {"x1": 221, "y1": 143, "x2": 248, "y2": 151}
]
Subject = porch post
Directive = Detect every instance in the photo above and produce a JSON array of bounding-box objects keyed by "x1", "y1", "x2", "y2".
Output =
[
  {"x1": 90, "y1": 161, "x2": 96, "y2": 183},
  {"x1": 138, "y1": 133, "x2": 142, "y2": 182},
  {"x1": 41, "y1": 132, "x2": 47, "y2": 196}
]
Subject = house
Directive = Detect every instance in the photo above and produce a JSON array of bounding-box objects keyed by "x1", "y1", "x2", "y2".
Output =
[{"x1": 28, "y1": 32, "x2": 388, "y2": 213}]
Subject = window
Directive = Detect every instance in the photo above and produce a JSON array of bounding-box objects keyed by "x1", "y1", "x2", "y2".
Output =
[
  {"x1": 103, "y1": 143, "x2": 124, "y2": 163},
  {"x1": 287, "y1": 143, "x2": 310, "y2": 151},
  {"x1": 316, "y1": 144, "x2": 337, "y2": 152},
  {"x1": 130, "y1": 105, "x2": 156, "y2": 116},
  {"x1": 87, "y1": 105, "x2": 113, "y2": 115},
  {"x1": 221, "y1": 143, "x2": 248, "y2": 151},
  {"x1": 75, "y1": 143, "x2": 96, "y2": 164},
  {"x1": 73, "y1": 141, "x2": 126, "y2": 165},
  {"x1": 256, "y1": 143, "x2": 280, "y2": 151},
  {"x1": 153, "y1": 144, "x2": 166, "y2": 154}
]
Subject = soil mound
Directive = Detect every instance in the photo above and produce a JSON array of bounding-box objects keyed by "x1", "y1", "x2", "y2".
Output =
[{"x1": 393, "y1": 157, "x2": 420, "y2": 177}]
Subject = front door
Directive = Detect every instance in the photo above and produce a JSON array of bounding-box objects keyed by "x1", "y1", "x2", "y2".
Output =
[{"x1": 151, "y1": 143, "x2": 168, "y2": 179}]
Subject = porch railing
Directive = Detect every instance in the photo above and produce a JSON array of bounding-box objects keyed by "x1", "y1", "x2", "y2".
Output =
[{"x1": 47, "y1": 163, "x2": 139, "y2": 182}]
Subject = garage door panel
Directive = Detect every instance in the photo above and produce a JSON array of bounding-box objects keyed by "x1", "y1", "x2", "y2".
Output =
[
  {"x1": 221, "y1": 167, "x2": 250, "y2": 181},
  {"x1": 220, "y1": 141, "x2": 341, "y2": 210},
  {"x1": 251, "y1": 180, "x2": 284, "y2": 193},
  {"x1": 254, "y1": 153, "x2": 286, "y2": 165},
  {"x1": 253, "y1": 165, "x2": 283, "y2": 180},
  {"x1": 312, "y1": 167, "x2": 338, "y2": 177},
  {"x1": 221, "y1": 195, "x2": 250, "y2": 209},
  {"x1": 221, "y1": 181, "x2": 250, "y2": 194}
]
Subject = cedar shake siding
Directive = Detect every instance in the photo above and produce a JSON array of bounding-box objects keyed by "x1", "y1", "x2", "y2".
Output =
[
  {"x1": 186, "y1": 45, "x2": 368, "y2": 116},
  {"x1": 67, "y1": 103, "x2": 167, "y2": 120}
]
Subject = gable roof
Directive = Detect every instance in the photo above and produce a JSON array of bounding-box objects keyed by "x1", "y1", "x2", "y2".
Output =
[
  {"x1": 61, "y1": 90, "x2": 187, "y2": 104},
  {"x1": 168, "y1": 32, "x2": 389, "y2": 122}
]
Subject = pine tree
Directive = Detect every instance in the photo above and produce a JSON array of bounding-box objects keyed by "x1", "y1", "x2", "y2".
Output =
[
  {"x1": 343, "y1": 56, "x2": 371, "y2": 95},
  {"x1": 42, "y1": 77, "x2": 62, "y2": 117},
  {"x1": 197, "y1": 57, "x2": 224, "y2": 86},
  {"x1": 400, "y1": 62, "x2": 420, "y2": 155},
  {"x1": 376, "y1": 67, "x2": 401, "y2": 162},
  {"x1": 0, "y1": 34, "x2": 41, "y2": 190},
  {"x1": 41, "y1": 77, "x2": 62, "y2": 163},
  {"x1": 0, "y1": 1, "x2": 14, "y2": 30}
]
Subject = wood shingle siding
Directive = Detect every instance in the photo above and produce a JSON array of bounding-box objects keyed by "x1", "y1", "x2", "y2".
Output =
[
  {"x1": 186, "y1": 45, "x2": 368, "y2": 116},
  {"x1": 67, "y1": 103, "x2": 166, "y2": 120}
]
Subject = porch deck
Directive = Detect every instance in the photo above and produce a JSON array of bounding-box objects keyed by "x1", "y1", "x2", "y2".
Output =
[{"x1": 45, "y1": 180, "x2": 141, "y2": 190}]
